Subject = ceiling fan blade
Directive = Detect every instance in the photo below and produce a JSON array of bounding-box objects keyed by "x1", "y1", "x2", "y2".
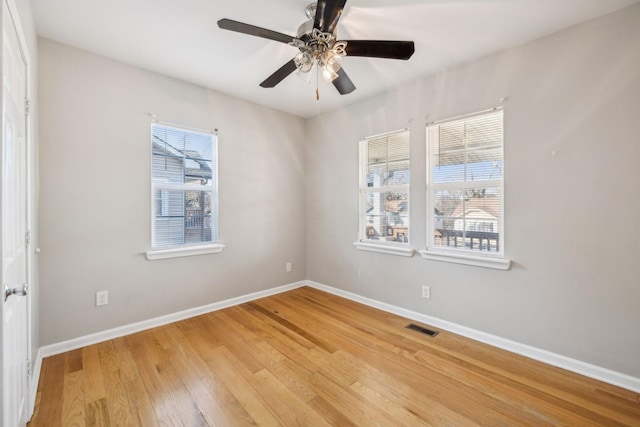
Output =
[
  {"x1": 217, "y1": 19, "x2": 295, "y2": 44},
  {"x1": 333, "y1": 68, "x2": 356, "y2": 95},
  {"x1": 314, "y1": 0, "x2": 347, "y2": 34},
  {"x1": 344, "y1": 40, "x2": 415, "y2": 60},
  {"x1": 260, "y1": 59, "x2": 298, "y2": 88}
]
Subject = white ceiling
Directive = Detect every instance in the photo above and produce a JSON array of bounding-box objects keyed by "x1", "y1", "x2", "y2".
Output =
[{"x1": 31, "y1": 0, "x2": 639, "y2": 118}]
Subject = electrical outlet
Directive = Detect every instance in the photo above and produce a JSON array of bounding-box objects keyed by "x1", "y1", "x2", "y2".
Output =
[
  {"x1": 422, "y1": 285, "x2": 431, "y2": 299},
  {"x1": 286, "y1": 262, "x2": 292, "y2": 273},
  {"x1": 96, "y1": 290, "x2": 109, "y2": 306}
]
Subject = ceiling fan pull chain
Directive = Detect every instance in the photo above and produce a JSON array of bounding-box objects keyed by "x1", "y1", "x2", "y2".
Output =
[{"x1": 316, "y1": 65, "x2": 320, "y2": 100}]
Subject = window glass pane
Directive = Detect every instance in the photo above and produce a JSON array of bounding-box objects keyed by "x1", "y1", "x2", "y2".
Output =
[
  {"x1": 386, "y1": 192, "x2": 409, "y2": 243},
  {"x1": 153, "y1": 189, "x2": 213, "y2": 248},
  {"x1": 367, "y1": 163, "x2": 387, "y2": 188},
  {"x1": 367, "y1": 138, "x2": 387, "y2": 164},
  {"x1": 153, "y1": 217, "x2": 185, "y2": 247},
  {"x1": 365, "y1": 192, "x2": 383, "y2": 216},
  {"x1": 184, "y1": 131, "x2": 213, "y2": 162},
  {"x1": 387, "y1": 134, "x2": 410, "y2": 161},
  {"x1": 466, "y1": 148, "x2": 503, "y2": 182},
  {"x1": 433, "y1": 152, "x2": 465, "y2": 183},
  {"x1": 432, "y1": 188, "x2": 501, "y2": 252},
  {"x1": 466, "y1": 111, "x2": 503, "y2": 149},
  {"x1": 387, "y1": 160, "x2": 410, "y2": 185},
  {"x1": 428, "y1": 110, "x2": 504, "y2": 256},
  {"x1": 433, "y1": 188, "x2": 463, "y2": 214},
  {"x1": 434, "y1": 217, "x2": 459, "y2": 248},
  {"x1": 435, "y1": 121, "x2": 464, "y2": 152},
  {"x1": 152, "y1": 153, "x2": 184, "y2": 184},
  {"x1": 154, "y1": 189, "x2": 184, "y2": 217},
  {"x1": 185, "y1": 190, "x2": 213, "y2": 244},
  {"x1": 151, "y1": 123, "x2": 217, "y2": 248},
  {"x1": 365, "y1": 191, "x2": 409, "y2": 243},
  {"x1": 361, "y1": 130, "x2": 410, "y2": 246},
  {"x1": 153, "y1": 124, "x2": 213, "y2": 187}
]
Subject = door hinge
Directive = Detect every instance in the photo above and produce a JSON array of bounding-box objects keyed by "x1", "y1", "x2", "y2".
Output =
[
  {"x1": 25, "y1": 98, "x2": 31, "y2": 115},
  {"x1": 27, "y1": 359, "x2": 32, "y2": 377},
  {"x1": 25, "y1": 231, "x2": 31, "y2": 246}
]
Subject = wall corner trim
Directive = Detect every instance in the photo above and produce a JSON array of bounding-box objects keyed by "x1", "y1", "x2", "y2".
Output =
[{"x1": 305, "y1": 280, "x2": 640, "y2": 394}]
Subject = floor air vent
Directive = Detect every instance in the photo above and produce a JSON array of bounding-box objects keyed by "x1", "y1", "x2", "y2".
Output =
[{"x1": 406, "y1": 323, "x2": 439, "y2": 337}]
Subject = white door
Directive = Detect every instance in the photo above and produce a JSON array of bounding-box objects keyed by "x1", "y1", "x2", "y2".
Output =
[{"x1": 2, "y1": 0, "x2": 29, "y2": 425}]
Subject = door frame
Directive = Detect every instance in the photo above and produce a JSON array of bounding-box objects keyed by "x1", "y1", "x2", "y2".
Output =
[{"x1": 1, "y1": 0, "x2": 34, "y2": 422}]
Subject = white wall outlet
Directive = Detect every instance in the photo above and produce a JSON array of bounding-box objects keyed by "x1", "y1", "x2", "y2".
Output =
[
  {"x1": 96, "y1": 290, "x2": 109, "y2": 306},
  {"x1": 286, "y1": 262, "x2": 292, "y2": 273},
  {"x1": 422, "y1": 285, "x2": 431, "y2": 299}
]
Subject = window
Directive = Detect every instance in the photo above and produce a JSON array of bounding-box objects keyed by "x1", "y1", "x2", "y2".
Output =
[
  {"x1": 356, "y1": 130, "x2": 413, "y2": 256},
  {"x1": 423, "y1": 109, "x2": 509, "y2": 269},
  {"x1": 147, "y1": 123, "x2": 221, "y2": 259}
]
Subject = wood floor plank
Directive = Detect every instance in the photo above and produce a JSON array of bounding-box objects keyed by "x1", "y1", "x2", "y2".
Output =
[
  {"x1": 29, "y1": 287, "x2": 640, "y2": 426},
  {"x1": 309, "y1": 370, "x2": 401, "y2": 426},
  {"x1": 198, "y1": 311, "x2": 266, "y2": 374},
  {"x1": 65, "y1": 349, "x2": 84, "y2": 374},
  {"x1": 174, "y1": 316, "x2": 223, "y2": 361},
  {"x1": 29, "y1": 391, "x2": 42, "y2": 427},
  {"x1": 34, "y1": 353, "x2": 65, "y2": 427},
  {"x1": 331, "y1": 348, "x2": 478, "y2": 426},
  {"x1": 162, "y1": 323, "x2": 256, "y2": 426},
  {"x1": 61, "y1": 371, "x2": 86, "y2": 427},
  {"x1": 82, "y1": 345, "x2": 106, "y2": 403},
  {"x1": 127, "y1": 331, "x2": 207, "y2": 426},
  {"x1": 121, "y1": 377, "x2": 159, "y2": 427},
  {"x1": 98, "y1": 341, "x2": 137, "y2": 426},
  {"x1": 206, "y1": 347, "x2": 280, "y2": 427},
  {"x1": 85, "y1": 398, "x2": 110, "y2": 427},
  {"x1": 253, "y1": 368, "x2": 330, "y2": 427},
  {"x1": 207, "y1": 346, "x2": 307, "y2": 426},
  {"x1": 306, "y1": 395, "x2": 359, "y2": 427},
  {"x1": 314, "y1": 326, "x2": 528, "y2": 426}
]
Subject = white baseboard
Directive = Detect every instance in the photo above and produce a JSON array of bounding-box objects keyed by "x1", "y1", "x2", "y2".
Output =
[
  {"x1": 37, "y1": 281, "x2": 306, "y2": 359},
  {"x1": 305, "y1": 280, "x2": 640, "y2": 394}
]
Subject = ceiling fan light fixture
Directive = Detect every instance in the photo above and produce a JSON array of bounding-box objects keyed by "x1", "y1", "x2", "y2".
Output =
[
  {"x1": 294, "y1": 51, "x2": 315, "y2": 73},
  {"x1": 320, "y1": 51, "x2": 342, "y2": 82},
  {"x1": 296, "y1": 61, "x2": 317, "y2": 83}
]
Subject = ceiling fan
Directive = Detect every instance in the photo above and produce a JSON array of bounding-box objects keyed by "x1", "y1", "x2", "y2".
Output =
[{"x1": 217, "y1": 0, "x2": 415, "y2": 99}]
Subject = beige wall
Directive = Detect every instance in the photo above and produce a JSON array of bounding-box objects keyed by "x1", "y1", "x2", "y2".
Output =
[
  {"x1": 37, "y1": 38, "x2": 307, "y2": 345},
  {"x1": 306, "y1": 5, "x2": 640, "y2": 377}
]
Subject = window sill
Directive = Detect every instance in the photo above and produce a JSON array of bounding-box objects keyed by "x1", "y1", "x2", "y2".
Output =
[
  {"x1": 419, "y1": 249, "x2": 511, "y2": 270},
  {"x1": 354, "y1": 242, "x2": 414, "y2": 257},
  {"x1": 145, "y1": 243, "x2": 225, "y2": 261}
]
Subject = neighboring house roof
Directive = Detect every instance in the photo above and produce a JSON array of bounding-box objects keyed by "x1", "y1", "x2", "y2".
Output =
[
  {"x1": 385, "y1": 199, "x2": 408, "y2": 213},
  {"x1": 452, "y1": 197, "x2": 500, "y2": 219}
]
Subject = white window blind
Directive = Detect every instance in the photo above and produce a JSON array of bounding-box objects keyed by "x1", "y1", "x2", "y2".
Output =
[
  {"x1": 151, "y1": 123, "x2": 218, "y2": 248},
  {"x1": 427, "y1": 109, "x2": 504, "y2": 255},
  {"x1": 359, "y1": 130, "x2": 410, "y2": 246}
]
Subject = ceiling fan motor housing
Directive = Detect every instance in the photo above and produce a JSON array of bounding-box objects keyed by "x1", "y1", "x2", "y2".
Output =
[{"x1": 297, "y1": 20, "x2": 315, "y2": 42}]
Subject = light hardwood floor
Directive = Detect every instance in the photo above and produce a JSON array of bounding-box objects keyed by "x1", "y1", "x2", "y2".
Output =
[{"x1": 28, "y1": 286, "x2": 640, "y2": 426}]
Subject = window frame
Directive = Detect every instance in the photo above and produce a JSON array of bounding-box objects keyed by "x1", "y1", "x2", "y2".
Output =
[
  {"x1": 146, "y1": 121, "x2": 224, "y2": 260},
  {"x1": 421, "y1": 108, "x2": 510, "y2": 270},
  {"x1": 355, "y1": 129, "x2": 414, "y2": 257}
]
